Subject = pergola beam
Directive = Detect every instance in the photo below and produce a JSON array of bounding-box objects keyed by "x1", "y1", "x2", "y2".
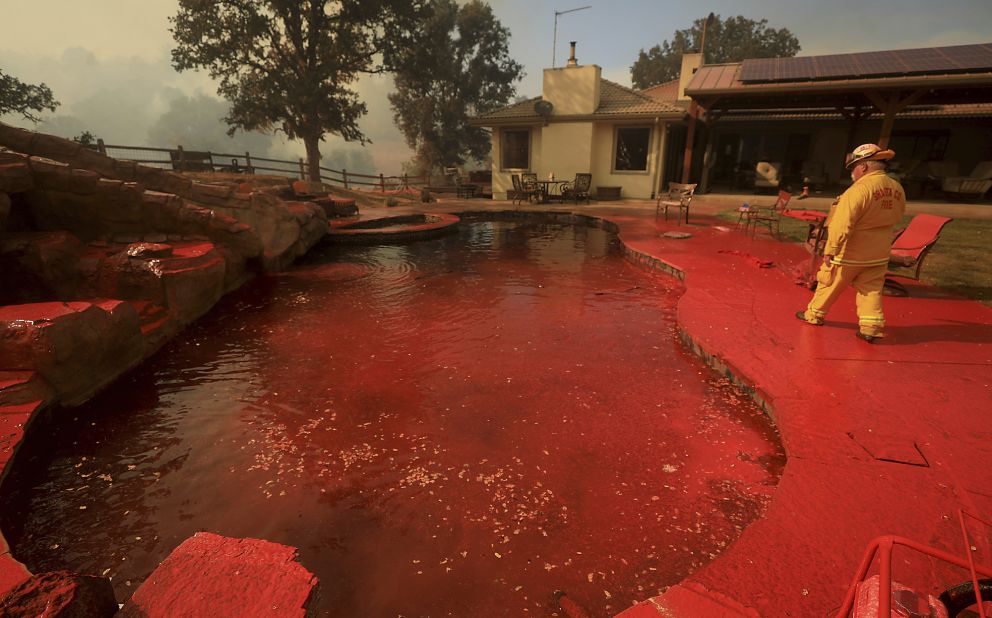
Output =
[{"x1": 865, "y1": 89, "x2": 927, "y2": 147}]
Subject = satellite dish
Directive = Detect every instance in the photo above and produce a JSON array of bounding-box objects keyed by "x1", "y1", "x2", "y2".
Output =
[{"x1": 534, "y1": 100, "x2": 554, "y2": 118}]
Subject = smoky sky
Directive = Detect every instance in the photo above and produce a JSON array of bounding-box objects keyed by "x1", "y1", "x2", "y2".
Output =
[{"x1": 0, "y1": 46, "x2": 398, "y2": 175}]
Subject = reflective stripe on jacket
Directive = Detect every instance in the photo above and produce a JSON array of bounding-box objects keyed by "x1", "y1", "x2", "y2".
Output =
[{"x1": 825, "y1": 170, "x2": 907, "y2": 265}]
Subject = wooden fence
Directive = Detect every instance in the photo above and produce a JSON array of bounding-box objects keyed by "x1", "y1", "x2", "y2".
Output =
[{"x1": 91, "y1": 139, "x2": 431, "y2": 193}]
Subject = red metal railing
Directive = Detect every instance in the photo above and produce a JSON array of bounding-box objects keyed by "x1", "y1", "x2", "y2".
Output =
[{"x1": 836, "y1": 510, "x2": 992, "y2": 618}]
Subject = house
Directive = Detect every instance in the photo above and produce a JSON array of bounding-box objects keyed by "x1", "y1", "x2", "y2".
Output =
[
  {"x1": 469, "y1": 43, "x2": 687, "y2": 201},
  {"x1": 677, "y1": 42, "x2": 992, "y2": 198},
  {"x1": 473, "y1": 41, "x2": 992, "y2": 201}
]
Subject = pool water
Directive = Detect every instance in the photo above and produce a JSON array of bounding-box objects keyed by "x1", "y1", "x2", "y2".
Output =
[{"x1": 1, "y1": 220, "x2": 785, "y2": 616}]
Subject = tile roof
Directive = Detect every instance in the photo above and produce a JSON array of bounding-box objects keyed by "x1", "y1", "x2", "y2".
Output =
[
  {"x1": 474, "y1": 96, "x2": 545, "y2": 121},
  {"x1": 472, "y1": 78, "x2": 685, "y2": 124},
  {"x1": 597, "y1": 79, "x2": 685, "y2": 115},
  {"x1": 640, "y1": 79, "x2": 681, "y2": 103}
]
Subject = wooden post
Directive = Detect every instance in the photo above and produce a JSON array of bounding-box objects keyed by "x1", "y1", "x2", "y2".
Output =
[
  {"x1": 178, "y1": 145, "x2": 187, "y2": 172},
  {"x1": 700, "y1": 126, "x2": 716, "y2": 194},
  {"x1": 96, "y1": 138, "x2": 107, "y2": 156},
  {"x1": 379, "y1": 173, "x2": 385, "y2": 193},
  {"x1": 681, "y1": 101, "x2": 699, "y2": 184},
  {"x1": 865, "y1": 90, "x2": 925, "y2": 149},
  {"x1": 298, "y1": 158, "x2": 306, "y2": 179},
  {"x1": 403, "y1": 173, "x2": 409, "y2": 190},
  {"x1": 342, "y1": 169, "x2": 348, "y2": 189},
  {"x1": 245, "y1": 151, "x2": 253, "y2": 174}
]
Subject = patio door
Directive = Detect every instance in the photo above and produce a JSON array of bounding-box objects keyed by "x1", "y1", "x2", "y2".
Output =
[{"x1": 663, "y1": 125, "x2": 686, "y2": 187}]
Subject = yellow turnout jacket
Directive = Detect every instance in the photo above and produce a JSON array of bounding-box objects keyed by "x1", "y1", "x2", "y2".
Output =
[{"x1": 825, "y1": 170, "x2": 906, "y2": 267}]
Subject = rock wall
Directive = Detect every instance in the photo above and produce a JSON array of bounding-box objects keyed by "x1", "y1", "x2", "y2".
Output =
[{"x1": 0, "y1": 123, "x2": 331, "y2": 611}]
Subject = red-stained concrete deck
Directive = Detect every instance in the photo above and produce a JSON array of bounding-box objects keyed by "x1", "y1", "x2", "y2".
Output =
[{"x1": 2, "y1": 193, "x2": 990, "y2": 615}]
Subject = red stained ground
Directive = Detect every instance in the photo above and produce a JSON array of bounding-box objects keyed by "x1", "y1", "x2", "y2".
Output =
[{"x1": 1, "y1": 221, "x2": 784, "y2": 616}]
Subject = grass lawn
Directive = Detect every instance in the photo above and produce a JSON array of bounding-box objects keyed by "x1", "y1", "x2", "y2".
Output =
[{"x1": 716, "y1": 208, "x2": 992, "y2": 306}]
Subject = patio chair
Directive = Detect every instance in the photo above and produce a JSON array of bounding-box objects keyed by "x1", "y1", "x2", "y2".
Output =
[
  {"x1": 942, "y1": 161, "x2": 992, "y2": 200},
  {"x1": 445, "y1": 166, "x2": 478, "y2": 198},
  {"x1": 884, "y1": 214, "x2": 953, "y2": 296},
  {"x1": 754, "y1": 161, "x2": 781, "y2": 193},
  {"x1": 560, "y1": 173, "x2": 592, "y2": 204},
  {"x1": 520, "y1": 172, "x2": 543, "y2": 202},
  {"x1": 510, "y1": 174, "x2": 538, "y2": 205},
  {"x1": 656, "y1": 182, "x2": 696, "y2": 224},
  {"x1": 744, "y1": 190, "x2": 792, "y2": 238}
]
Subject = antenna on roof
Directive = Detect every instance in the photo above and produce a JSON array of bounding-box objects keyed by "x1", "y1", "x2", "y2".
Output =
[{"x1": 553, "y1": 6, "x2": 591, "y2": 68}]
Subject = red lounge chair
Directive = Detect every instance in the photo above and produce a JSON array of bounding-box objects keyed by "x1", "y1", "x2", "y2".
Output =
[{"x1": 884, "y1": 214, "x2": 953, "y2": 296}]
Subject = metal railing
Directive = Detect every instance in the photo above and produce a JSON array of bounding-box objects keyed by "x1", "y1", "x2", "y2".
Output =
[{"x1": 92, "y1": 139, "x2": 432, "y2": 193}]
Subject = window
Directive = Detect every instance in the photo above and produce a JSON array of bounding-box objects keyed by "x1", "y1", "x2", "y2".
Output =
[
  {"x1": 501, "y1": 129, "x2": 530, "y2": 170},
  {"x1": 614, "y1": 127, "x2": 651, "y2": 172}
]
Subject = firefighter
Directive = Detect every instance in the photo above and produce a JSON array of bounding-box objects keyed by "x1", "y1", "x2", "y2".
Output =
[{"x1": 796, "y1": 143, "x2": 906, "y2": 343}]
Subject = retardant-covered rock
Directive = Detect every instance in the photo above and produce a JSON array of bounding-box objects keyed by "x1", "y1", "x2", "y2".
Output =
[
  {"x1": 0, "y1": 301, "x2": 144, "y2": 406},
  {"x1": 0, "y1": 570, "x2": 117, "y2": 618},
  {"x1": 118, "y1": 532, "x2": 320, "y2": 618}
]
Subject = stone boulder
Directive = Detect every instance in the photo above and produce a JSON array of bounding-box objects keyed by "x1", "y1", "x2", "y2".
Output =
[
  {"x1": 0, "y1": 570, "x2": 117, "y2": 618},
  {"x1": 118, "y1": 532, "x2": 320, "y2": 618},
  {"x1": 0, "y1": 301, "x2": 144, "y2": 407},
  {"x1": 77, "y1": 242, "x2": 226, "y2": 326},
  {"x1": 0, "y1": 231, "x2": 85, "y2": 305}
]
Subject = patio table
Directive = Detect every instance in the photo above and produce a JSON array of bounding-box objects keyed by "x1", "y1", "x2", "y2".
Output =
[{"x1": 533, "y1": 179, "x2": 569, "y2": 203}]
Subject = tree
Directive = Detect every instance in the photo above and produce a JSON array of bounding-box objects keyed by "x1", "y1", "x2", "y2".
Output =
[
  {"x1": 0, "y1": 68, "x2": 59, "y2": 122},
  {"x1": 388, "y1": 0, "x2": 522, "y2": 175},
  {"x1": 169, "y1": 0, "x2": 424, "y2": 181},
  {"x1": 72, "y1": 131, "x2": 97, "y2": 146},
  {"x1": 630, "y1": 15, "x2": 800, "y2": 90}
]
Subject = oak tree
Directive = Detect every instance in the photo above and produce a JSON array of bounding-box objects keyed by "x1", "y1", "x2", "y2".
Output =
[
  {"x1": 0, "y1": 69, "x2": 59, "y2": 122},
  {"x1": 170, "y1": 0, "x2": 424, "y2": 181},
  {"x1": 631, "y1": 15, "x2": 800, "y2": 90},
  {"x1": 388, "y1": 0, "x2": 522, "y2": 175}
]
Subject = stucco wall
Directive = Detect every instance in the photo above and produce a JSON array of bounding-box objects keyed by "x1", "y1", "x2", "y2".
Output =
[
  {"x1": 591, "y1": 123, "x2": 662, "y2": 199},
  {"x1": 540, "y1": 122, "x2": 594, "y2": 182}
]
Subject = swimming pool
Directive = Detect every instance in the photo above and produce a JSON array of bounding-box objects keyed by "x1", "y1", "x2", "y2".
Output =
[{"x1": 1, "y1": 218, "x2": 784, "y2": 616}]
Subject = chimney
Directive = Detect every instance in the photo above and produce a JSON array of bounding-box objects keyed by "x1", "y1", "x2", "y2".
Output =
[
  {"x1": 678, "y1": 51, "x2": 703, "y2": 100},
  {"x1": 567, "y1": 41, "x2": 578, "y2": 67}
]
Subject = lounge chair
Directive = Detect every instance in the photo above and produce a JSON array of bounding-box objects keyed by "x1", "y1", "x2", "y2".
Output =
[
  {"x1": 942, "y1": 161, "x2": 992, "y2": 200},
  {"x1": 656, "y1": 182, "x2": 696, "y2": 224},
  {"x1": 754, "y1": 161, "x2": 781, "y2": 193},
  {"x1": 884, "y1": 214, "x2": 953, "y2": 296},
  {"x1": 744, "y1": 190, "x2": 792, "y2": 237}
]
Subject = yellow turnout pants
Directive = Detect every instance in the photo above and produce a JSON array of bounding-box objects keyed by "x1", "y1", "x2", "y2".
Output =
[{"x1": 804, "y1": 262, "x2": 887, "y2": 336}]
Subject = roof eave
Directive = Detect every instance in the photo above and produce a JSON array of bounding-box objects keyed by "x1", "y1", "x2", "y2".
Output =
[{"x1": 470, "y1": 111, "x2": 686, "y2": 127}]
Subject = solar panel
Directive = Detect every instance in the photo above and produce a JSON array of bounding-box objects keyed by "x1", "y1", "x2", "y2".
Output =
[
  {"x1": 738, "y1": 43, "x2": 992, "y2": 83},
  {"x1": 739, "y1": 58, "x2": 777, "y2": 82}
]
